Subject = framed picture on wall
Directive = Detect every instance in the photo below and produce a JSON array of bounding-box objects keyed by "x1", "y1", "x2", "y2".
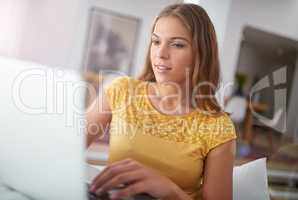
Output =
[{"x1": 82, "y1": 7, "x2": 140, "y2": 75}]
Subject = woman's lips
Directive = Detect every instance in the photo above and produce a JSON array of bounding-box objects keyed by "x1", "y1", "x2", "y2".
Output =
[{"x1": 155, "y1": 65, "x2": 171, "y2": 72}]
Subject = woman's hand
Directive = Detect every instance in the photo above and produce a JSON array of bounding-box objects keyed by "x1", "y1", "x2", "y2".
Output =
[{"x1": 89, "y1": 158, "x2": 190, "y2": 200}]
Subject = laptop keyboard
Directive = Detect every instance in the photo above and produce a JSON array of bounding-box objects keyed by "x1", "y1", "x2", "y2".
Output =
[
  {"x1": 88, "y1": 191, "x2": 110, "y2": 200},
  {"x1": 86, "y1": 184, "x2": 156, "y2": 200}
]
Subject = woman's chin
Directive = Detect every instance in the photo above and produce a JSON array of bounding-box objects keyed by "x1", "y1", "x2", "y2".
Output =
[
  {"x1": 155, "y1": 76, "x2": 184, "y2": 85},
  {"x1": 155, "y1": 77, "x2": 172, "y2": 84}
]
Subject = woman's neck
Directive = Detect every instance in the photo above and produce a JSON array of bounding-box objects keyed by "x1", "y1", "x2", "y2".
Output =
[{"x1": 149, "y1": 81, "x2": 194, "y2": 113}]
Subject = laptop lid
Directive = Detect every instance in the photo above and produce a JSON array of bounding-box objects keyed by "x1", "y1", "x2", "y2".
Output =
[{"x1": 0, "y1": 57, "x2": 88, "y2": 200}]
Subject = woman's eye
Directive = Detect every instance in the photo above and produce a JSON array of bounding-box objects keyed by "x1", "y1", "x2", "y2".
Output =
[
  {"x1": 172, "y1": 43, "x2": 185, "y2": 48},
  {"x1": 151, "y1": 40, "x2": 160, "y2": 45}
]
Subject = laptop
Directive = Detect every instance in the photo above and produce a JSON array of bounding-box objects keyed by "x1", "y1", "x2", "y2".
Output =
[
  {"x1": 0, "y1": 57, "x2": 90, "y2": 199},
  {"x1": 0, "y1": 57, "x2": 155, "y2": 200}
]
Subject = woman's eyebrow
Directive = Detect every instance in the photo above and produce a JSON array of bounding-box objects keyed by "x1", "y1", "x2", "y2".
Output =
[
  {"x1": 151, "y1": 33, "x2": 159, "y2": 39},
  {"x1": 170, "y1": 37, "x2": 190, "y2": 43},
  {"x1": 152, "y1": 33, "x2": 190, "y2": 43}
]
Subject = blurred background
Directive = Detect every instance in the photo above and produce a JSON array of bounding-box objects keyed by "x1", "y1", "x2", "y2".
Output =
[{"x1": 1, "y1": 0, "x2": 298, "y2": 199}]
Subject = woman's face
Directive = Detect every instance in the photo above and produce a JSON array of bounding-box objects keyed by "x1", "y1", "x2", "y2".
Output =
[{"x1": 150, "y1": 16, "x2": 193, "y2": 85}]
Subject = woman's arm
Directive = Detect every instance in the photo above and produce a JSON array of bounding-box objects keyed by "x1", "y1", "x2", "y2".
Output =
[
  {"x1": 202, "y1": 140, "x2": 236, "y2": 200},
  {"x1": 85, "y1": 91, "x2": 112, "y2": 148}
]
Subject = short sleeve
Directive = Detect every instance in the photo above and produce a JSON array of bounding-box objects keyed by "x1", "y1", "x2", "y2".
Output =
[
  {"x1": 104, "y1": 76, "x2": 130, "y2": 111},
  {"x1": 203, "y1": 113, "x2": 237, "y2": 155}
]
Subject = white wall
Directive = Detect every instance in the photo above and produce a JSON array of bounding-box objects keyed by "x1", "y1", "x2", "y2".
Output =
[
  {"x1": 16, "y1": 0, "x2": 88, "y2": 70},
  {"x1": 0, "y1": 0, "x2": 28, "y2": 58},
  {"x1": 184, "y1": 0, "x2": 200, "y2": 4},
  {"x1": 0, "y1": 0, "x2": 181, "y2": 75}
]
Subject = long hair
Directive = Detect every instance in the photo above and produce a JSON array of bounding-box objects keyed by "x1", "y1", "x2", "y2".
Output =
[{"x1": 138, "y1": 3, "x2": 222, "y2": 113}]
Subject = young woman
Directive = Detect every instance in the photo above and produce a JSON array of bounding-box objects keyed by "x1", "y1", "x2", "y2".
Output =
[{"x1": 86, "y1": 3, "x2": 236, "y2": 200}]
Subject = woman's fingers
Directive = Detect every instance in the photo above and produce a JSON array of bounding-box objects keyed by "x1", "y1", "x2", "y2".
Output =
[
  {"x1": 94, "y1": 170, "x2": 145, "y2": 196},
  {"x1": 109, "y1": 182, "x2": 147, "y2": 200},
  {"x1": 90, "y1": 159, "x2": 178, "y2": 200},
  {"x1": 91, "y1": 159, "x2": 141, "y2": 192},
  {"x1": 91, "y1": 159, "x2": 132, "y2": 186}
]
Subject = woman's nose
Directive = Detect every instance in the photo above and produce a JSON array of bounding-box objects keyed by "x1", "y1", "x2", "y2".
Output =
[{"x1": 156, "y1": 44, "x2": 169, "y2": 59}]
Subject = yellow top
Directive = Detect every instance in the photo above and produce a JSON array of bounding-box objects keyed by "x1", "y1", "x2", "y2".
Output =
[{"x1": 104, "y1": 76, "x2": 237, "y2": 199}]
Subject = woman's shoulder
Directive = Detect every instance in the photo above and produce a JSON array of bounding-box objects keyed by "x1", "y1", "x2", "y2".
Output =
[
  {"x1": 105, "y1": 76, "x2": 147, "y2": 100},
  {"x1": 197, "y1": 111, "x2": 236, "y2": 155},
  {"x1": 193, "y1": 111, "x2": 234, "y2": 127}
]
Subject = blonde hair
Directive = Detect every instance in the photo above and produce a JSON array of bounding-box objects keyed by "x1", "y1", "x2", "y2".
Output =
[{"x1": 138, "y1": 3, "x2": 222, "y2": 113}]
